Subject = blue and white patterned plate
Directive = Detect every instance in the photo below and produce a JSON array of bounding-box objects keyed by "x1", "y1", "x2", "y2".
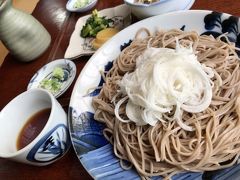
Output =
[
  {"x1": 68, "y1": 10, "x2": 240, "y2": 179},
  {"x1": 28, "y1": 59, "x2": 76, "y2": 98}
]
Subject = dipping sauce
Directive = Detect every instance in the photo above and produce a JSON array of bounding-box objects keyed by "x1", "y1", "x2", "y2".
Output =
[{"x1": 16, "y1": 108, "x2": 51, "y2": 150}]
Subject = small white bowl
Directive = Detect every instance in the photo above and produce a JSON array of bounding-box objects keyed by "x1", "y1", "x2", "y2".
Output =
[
  {"x1": 66, "y1": 0, "x2": 98, "y2": 13},
  {"x1": 124, "y1": 0, "x2": 195, "y2": 19},
  {"x1": 27, "y1": 59, "x2": 76, "y2": 98}
]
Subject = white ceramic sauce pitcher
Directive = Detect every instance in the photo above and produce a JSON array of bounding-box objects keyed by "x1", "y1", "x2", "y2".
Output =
[{"x1": 0, "y1": 0, "x2": 51, "y2": 62}]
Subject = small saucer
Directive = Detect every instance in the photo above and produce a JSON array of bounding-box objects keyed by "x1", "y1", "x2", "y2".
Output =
[
  {"x1": 66, "y1": 0, "x2": 98, "y2": 13},
  {"x1": 28, "y1": 59, "x2": 76, "y2": 98}
]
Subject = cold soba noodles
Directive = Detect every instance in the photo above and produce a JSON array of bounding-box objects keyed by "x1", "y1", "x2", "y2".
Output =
[{"x1": 92, "y1": 28, "x2": 240, "y2": 178}]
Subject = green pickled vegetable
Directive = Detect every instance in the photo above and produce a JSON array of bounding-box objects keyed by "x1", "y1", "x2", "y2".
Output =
[
  {"x1": 52, "y1": 67, "x2": 64, "y2": 81},
  {"x1": 39, "y1": 67, "x2": 65, "y2": 94},
  {"x1": 74, "y1": 0, "x2": 90, "y2": 8},
  {"x1": 39, "y1": 79, "x2": 62, "y2": 94},
  {"x1": 80, "y1": 9, "x2": 113, "y2": 38}
]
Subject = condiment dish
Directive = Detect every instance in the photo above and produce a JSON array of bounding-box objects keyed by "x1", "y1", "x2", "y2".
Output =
[
  {"x1": 66, "y1": 0, "x2": 98, "y2": 13},
  {"x1": 27, "y1": 59, "x2": 76, "y2": 98}
]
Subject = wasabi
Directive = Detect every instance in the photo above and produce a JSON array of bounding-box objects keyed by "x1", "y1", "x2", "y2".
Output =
[
  {"x1": 74, "y1": 0, "x2": 92, "y2": 9},
  {"x1": 52, "y1": 67, "x2": 64, "y2": 81},
  {"x1": 39, "y1": 67, "x2": 65, "y2": 94}
]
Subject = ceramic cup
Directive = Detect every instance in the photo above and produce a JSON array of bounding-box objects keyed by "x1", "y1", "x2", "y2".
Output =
[
  {"x1": 0, "y1": 0, "x2": 51, "y2": 62},
  {"x1": 0, "y1": 89, "x2": 71, "y2": 166}
]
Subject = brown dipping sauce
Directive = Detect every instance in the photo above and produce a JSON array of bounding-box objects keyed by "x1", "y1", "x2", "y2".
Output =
[{"x1": 16, "y1": 108, "x2": 51, "y2": 150}]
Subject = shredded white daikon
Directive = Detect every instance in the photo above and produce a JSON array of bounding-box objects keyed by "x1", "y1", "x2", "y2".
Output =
[{"x1": 115, "y1": 43, "x2": 213, "y2": 131}]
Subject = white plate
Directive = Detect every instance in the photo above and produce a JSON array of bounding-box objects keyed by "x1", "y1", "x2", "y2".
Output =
[
  {"x1": 64, "y1": 4, "x2": 132, "y2": 59},
  {"x1": 66, "y1": 0, "x2": 98, "y2": 13},
  {"x1": 68, "y1": 10, "x2": 240, "y2": 179},
  {"x1": 124, "y1": 0, "x2": 195, "y2": 19},
  {"x1": 28, "y1": 59, "x2": 76, "y2": 98}
]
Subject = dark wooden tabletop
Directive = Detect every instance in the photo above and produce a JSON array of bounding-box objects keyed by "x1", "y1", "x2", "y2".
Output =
[{"x1": 1, "y1": 0, "x2": 240, "y2": 179}]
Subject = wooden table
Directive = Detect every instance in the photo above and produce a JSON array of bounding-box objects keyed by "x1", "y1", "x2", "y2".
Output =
[{"x1": 0, "y1": 0, "x2": 240, "y2": 179}]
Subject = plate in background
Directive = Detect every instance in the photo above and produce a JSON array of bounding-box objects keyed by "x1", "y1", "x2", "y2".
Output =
[
  {"x1": 64, "y1": 4, "x2": 132, "y2": 59},
  {"x1": 66, "y1": 0, "x2": 98, "y2": 13}
]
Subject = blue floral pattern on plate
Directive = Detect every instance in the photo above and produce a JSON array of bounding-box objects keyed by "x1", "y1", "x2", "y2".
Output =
[
  {"x1": 68, "y1": 11, "x2": 240, "y2": 180},
  {"x1": 202, "y1": 11, "x2": 240, "y2": 50},
  {"x1": 68, "y1": 109, "x2": 108, "y2": 154}
]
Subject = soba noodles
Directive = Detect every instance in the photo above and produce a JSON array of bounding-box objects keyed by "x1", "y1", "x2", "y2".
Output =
[{"x1": 92, "y1": 29, "x2": 240, "y2": 178}]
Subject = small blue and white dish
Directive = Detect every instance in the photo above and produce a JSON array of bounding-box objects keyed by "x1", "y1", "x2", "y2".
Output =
[
  {"x1": 66, "y1": 0, "x2": 98, "y2": 13},
  {"x1": 28, "y1": 59, "x2": 76, "y2": 98}
]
